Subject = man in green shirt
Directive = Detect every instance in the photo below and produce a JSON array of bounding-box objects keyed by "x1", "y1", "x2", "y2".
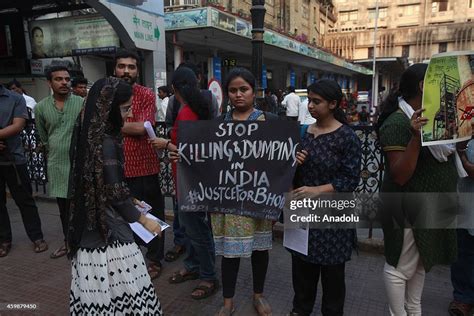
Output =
[{"x1": 35, "y1": 65, "x2": 83, "y2": 259}]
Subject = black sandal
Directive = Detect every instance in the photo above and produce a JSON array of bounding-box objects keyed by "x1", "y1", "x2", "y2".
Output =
[
  {"x1": 168, "y1": 270, "x2": 199, "y2": 284},
  {"x1": 191, "y1": 280, "x2": 219, "y2": 300},
  {"x1": 49, "y1": 245, "x2": 66, "y2": 258},
  {"x1": 449, "y1": 300, "x2": 473, "y2": 316},
  {"x1": 147, "y1": 262, "x2": 162, "y2": 280},
  {"x1": 164, "y1": 245, "x2": 185, "y2": 262},
  {"x1": 34, "y1": 240, "x2": 48, "y2": 254},
  {"x1": 0, "y1": 242, "x2": 11, "y2": 257}
]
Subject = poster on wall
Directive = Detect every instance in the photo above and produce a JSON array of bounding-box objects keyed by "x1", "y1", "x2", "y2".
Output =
[
  {"x1": 422, "y1": 51, "x2": 474, "y2": 146},
  {"x1": 29, "y1": 16, "x2": 119, "y2": 58}
]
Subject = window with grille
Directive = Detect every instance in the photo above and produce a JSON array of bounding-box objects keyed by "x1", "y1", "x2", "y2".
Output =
[
  {"x1": 400, "y1": 4, "x2": 420, "y2": 16},
  {"x1": 368, "y1": 7, "x2": 387, "y2": 19},
  {"x1": 339, "y1": 12, "x2": 347, "y2": 21},
  {"x1": 402, "y1": 45, "x2": 410, "y2": 57},
  {"x1": 349, "y1": 10, "x2": 358, "y2": 20},
  {"x1": 439, "y1": 42, "x2": 447, "y2": 53},
  {"x1": 432, "y1": 0, "x2": 449, "y2": 12}
]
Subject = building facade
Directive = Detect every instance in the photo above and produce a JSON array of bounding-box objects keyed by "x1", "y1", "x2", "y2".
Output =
[
  {"x1": 164, "y1": 0, "x2": 337, "y2": 48},
  {"x1": 162, "y1": 0, "x2": 370, "y2": 95},
  {"x1": 326, "y1": 0, "x2": 474, "y2": 63}
]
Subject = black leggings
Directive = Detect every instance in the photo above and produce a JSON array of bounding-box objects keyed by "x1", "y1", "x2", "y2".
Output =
[{"x1": 221, "y1": 250, "x2": 269, "y2": 298}]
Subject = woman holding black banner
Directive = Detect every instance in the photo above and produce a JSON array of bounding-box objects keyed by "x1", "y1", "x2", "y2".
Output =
[
  {"x1": 289, "y1": 80, "x2": 361, "y2": 316},
  {"x1": 212, "y1": 68, "x2": 280, "y2": 316}
]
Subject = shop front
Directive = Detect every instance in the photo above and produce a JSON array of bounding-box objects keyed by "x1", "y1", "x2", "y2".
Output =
[{"x1": 0, "y1": 0, "x2": 166, "y2": 101}]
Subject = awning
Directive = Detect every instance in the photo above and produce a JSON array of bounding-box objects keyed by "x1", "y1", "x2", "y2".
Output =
[
  {"x1": 354, "y1": 57, "x2": 408, "y2": 74},
  {"x1": 165, "y1": 7, "x2": 372, "y2": 76}
]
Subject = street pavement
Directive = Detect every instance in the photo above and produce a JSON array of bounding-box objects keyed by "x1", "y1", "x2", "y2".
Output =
[{"x1": 0, "y1": 198, "x2": 456, "y2": 316}]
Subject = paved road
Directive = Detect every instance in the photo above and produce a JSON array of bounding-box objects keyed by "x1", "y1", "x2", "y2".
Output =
[{"x1": 0, "y1": 198, "x2": 455, "y2": 315}]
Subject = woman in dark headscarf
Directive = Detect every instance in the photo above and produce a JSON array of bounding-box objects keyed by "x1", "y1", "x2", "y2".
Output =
[{"x1": 67, "y1": 77, "x2": 162, "y2": 315}]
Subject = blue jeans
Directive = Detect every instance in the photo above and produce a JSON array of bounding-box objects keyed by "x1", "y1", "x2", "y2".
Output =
[
  {"x1": 172, "y1": 198, "x2": 187, "y2": 247},
  {"x1": 451, "y1": 229, "x2": 474, "y2": 304},
  {"x1": 178, "y1": 211, "x2": 216, "y2": 281}
]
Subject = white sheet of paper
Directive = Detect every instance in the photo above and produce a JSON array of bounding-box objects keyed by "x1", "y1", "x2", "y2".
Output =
[
  {"x1": 129, "y1": 213, "x2": 170, "y2": 244},
  {"x1": 283, "y1": 226, "x2": 309, "y2": 256},
  {"x1": 134, "y1": 200, "x2": 152, "y2": 214}
]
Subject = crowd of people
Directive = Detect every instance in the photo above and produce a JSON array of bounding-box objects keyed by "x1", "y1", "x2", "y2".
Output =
[{"x1": 0, "y1": 49, "x2": 473, "y2": 316}]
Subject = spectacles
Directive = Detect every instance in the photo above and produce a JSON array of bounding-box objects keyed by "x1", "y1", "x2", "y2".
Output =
[{"x1": 120, "y1": 105, "x2": 132, "y2": 114}]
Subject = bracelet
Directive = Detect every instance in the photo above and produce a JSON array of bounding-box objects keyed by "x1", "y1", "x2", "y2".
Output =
[{"x1": 165, "y1": 140, "x2": 171, "y2": 150}]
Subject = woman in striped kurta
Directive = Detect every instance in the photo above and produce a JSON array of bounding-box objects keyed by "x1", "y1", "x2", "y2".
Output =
[{"x1": 34, "y1": 72, "x2": 84, "y2": 258}]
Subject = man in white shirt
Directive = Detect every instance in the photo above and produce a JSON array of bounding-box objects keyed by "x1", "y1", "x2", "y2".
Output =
[
  {"x1": 298, "y1": 98, "x2": 316, "y2": 125},
  {"x1": 281, "y1": 86, "x2": 300, "y2": 121},
  {"x1": 157, "y1": 85, "x2": 170, "y2": 122},
  {"x1": 7, "y1": 80, "x2": 37, "y2": 119}
]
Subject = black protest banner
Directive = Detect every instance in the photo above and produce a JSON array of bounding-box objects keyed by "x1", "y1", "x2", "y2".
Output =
[{"x1": 177, "y1": 120, "x2": 300, "y2": 220}]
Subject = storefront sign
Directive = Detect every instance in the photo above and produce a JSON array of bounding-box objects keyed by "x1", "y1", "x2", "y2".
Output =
[
  {"x1": 177, "y1": 121, "x2": 299, "y2": 220},
  {"x1": 29, "y1": 15, "x2": 119, "y2": 58},
  {"x1": 131, "y1": 14, "x2": 160, "y2": 43},
  {"x1": 290, "y1": 70, "x2": 296, "y2": 87},
  {"x1": 212, "y1": 57, "x2": 222, "y2": 83},
  {"x1": 262, "y1": 64, "x2": 267, "y2": 89},
  {"x1": 72, "y1": 47, "x2": 117, "y2": 55},
  {"x1": 165, "y1": 8, "x2": 371, "y2": 75},
  {"x1": 30, "y1": 59, "x2": 43, "y2": 75},
  {"x1": 106, "y1": 0, "x2": 164, "y2": 16},
  {"x1": 211, "y1": 10, "x2": 236, "y2": 33},
  {"x1": 29, "y1": 57, "x2": 74, "y2": 76},
  {"x1": 99, "y1": 0, "x2": 165, "y2": 51},
  {"x1": 236, "y1": 19, "x2": 251, "y2": 38},
  {"x1": 165, "y1": 9, "x2": 208, "y2": 30}
]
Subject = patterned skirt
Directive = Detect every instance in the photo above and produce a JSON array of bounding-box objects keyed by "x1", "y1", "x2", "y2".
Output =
[
  {"x1": 70, "y1": 242, "x2": 162, "y2": 315},
  {"x1": 212, "y1": 213, "x2": 272, "y2": 258}
]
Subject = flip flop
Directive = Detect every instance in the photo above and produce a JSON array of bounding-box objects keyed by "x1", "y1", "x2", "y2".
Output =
[
  {"x1": 168, "y1": 270, "x2": 199, "y2": 284},
  {"x1": 254, "y1": 296, "x2": 272, "y2": 316},
  {"x1": 215, "y1": 306, "x2": 235, "y2": 316},
  {"x1": 50, "y1": 245, "x2": 67, "y2": 258},
  {"x1": 165, "y1": 246, "x2": 185, "y2": 262},
  {"x1": 191, "y1": 280, "x2": 219, "y2": 300},
  {"x1": 147, "y1": 262, "x2": 162, "y2": 280},
  {"x1": 33, "y1": 240, "x2": 48, "y2": 254},
  {"x1": 448, "y1": 300, "x2": 473, "y2": 316}
]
